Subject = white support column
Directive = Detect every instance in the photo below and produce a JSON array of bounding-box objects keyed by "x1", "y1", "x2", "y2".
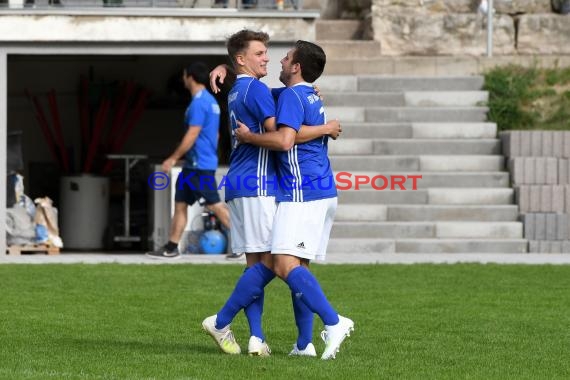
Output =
[{"x1": 0, "y1": 51, "x2": 7, "y2": 256}]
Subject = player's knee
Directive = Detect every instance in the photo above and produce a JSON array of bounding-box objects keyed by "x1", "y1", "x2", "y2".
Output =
[
  {"x1": 273, "y1": 261, "x2": 291, "y2": 280},
  {"x1": 273, "y1": 266, "x2": 287, "y2": 280}
]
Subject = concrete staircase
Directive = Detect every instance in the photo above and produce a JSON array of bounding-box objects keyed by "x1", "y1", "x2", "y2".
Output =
[{"x1": 317, "y1": 75, "x2": 527, "y2": 254}]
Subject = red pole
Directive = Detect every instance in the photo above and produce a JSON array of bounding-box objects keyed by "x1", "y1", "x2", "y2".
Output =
[
  {"x1": 83, "y1": 99, "x2": 110, "y2": 174},
  {"x1": 47, "y1": 89, "x2": 70, "y2": 173},
  {"x1": 25, "y1": 90, "x2": 63, "y2": 170},
  {"x1": 102, "y1": 88, "x2": 149, "y2": 175},
  {"x1": 78, "y1": 77, "x2": 90, "y2": 147}
]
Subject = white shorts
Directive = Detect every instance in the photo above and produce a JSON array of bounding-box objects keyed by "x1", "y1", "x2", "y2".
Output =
[
  {"x1": 271, "y1": 197, "x2": 337, "y2": 261},
  {"x1": 228, "y1": 196, "x2": 276, "y2": 254}
]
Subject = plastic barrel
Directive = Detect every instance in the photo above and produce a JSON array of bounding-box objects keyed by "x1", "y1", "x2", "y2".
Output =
[{"x1": 60, "y1": 175, "x2": 109, "y2": 250}]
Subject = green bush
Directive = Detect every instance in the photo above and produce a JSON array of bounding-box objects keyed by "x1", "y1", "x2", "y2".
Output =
[{"x1": 484, "y1": 65, "x2": 570, "y2": 131}]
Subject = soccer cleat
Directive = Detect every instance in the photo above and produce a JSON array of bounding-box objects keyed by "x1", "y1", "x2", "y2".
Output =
[
  {"x1": 247, "y1": 336, "x2": 271, "y2": 357},
  {"x1": 289, "y1": 342, "x2": 317, "y2": 357},
  {"x1": 320, "y1": 315, "x2": 354, "y2": 360},
  {"x1": 145, "y1": 246, "x2": 180, "y2": 260},
  {"x1": 201, "y1": 315, "x2": 241, "y2": 354}
]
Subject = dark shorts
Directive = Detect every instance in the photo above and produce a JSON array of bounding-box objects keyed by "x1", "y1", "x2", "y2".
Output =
[{"x1": 174, "y1": 168, "x2": 221, "y2": 206}]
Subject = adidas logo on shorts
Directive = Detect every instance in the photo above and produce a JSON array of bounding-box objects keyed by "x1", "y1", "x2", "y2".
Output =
[{"x1": 296, "y1": 242, "x2": 305, "y2": 249}]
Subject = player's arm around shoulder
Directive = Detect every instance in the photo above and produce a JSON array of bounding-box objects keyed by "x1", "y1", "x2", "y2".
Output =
[
  {"x1": 296, "y1": 119, "x2": 342, "y2": 143},
  {"x1": 235, "y1": 120, "x2": 296, "y2": 151}
]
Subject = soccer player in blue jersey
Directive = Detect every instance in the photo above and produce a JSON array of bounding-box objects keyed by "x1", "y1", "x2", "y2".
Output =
[
  {"x1": 201, "y1": 30, "x2": 340, "y2": 357},
  {"x1": 234, "y1": 40, "x2": 354, "y2": 360},
  {"x1": 146, "y1": 62, "x2": 230, "y2": 260}
]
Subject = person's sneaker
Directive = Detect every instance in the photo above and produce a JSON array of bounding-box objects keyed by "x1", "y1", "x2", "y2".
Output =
[
  {"x1": 289, "y1": 342, "x2": 317, "y2": 357},
  {"x1": 145, "y1": 246, "x2": 180, "y2": 260},
  {"x1": 247, "y1": 336, "x2": 271, "y2": 356},
  {"x1": 320, "y1": 315, "x2": 354, "y2": 360},
  {"x1": 201, "y1": 315, "x2": 241, "y2": 354},
  {"x1": 226, "y1": 252, "x2": 245, "y2": 260}
]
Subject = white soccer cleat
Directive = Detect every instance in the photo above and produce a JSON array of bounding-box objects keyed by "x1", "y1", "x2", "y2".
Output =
[
  {"x1": 289, "y1": 342, "x2": 317, "y2": 357},
  {"x1": 201, "y1": 315, "x2": 241, "y2": 355},
  {"x1": 320, "y1": 315, "x2": 354, "y2": 360},
  {"x1": 247, "y1": 336, "x2": 271, "y2": 357}
]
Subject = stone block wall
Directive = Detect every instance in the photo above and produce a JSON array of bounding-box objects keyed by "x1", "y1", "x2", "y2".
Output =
[
  {"x1": 501, "y1": 131, "x2": 570, "y2": 253},
  {"x1": 371, "y1": 0, "x2": 570, "y2": 55}
]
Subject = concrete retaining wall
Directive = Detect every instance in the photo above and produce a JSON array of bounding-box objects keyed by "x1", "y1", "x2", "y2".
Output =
[{"x1": 502, "y1": 131, "x2": 570, "y2": 253}]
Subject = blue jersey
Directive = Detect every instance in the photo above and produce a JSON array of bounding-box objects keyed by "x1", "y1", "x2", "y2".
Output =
[
  {"x1": 183, "y1": 89, "x2": 221, "y2": 170},
  {"x1": 275, "y1": 83, "x2": 337, "y2": 202},
  {"x1": 225, "y1": 75, "x2": 277, "y2": 201}
]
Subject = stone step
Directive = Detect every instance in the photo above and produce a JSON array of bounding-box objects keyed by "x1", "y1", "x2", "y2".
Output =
[
  {"x1": 327, "y1": 238, "x2": 395, "y2": 253},
  {"x1": 321, "y1": 55, "x2": 570, "y2": 77},
  {"x1": 322, "y1": 57, "x2": 482, "y2": 76},
  {"x1": 333, "y1": 171, "x2": 509, "y2": 189},
  {"x1": 394, "y1": 239, "x2": 528, "y2": 253},
  {"x1": 365, "y1": 107, "x2": 489, "y2": 123},
  {"x1": 337, "y1": 187, "x2": 514, "y2": 205},
  {"x1": 317, "y1": 76, "x2": 359, "y2": 92},
  {"x1": 329, "y1": 139, "x2": 374, "y2": 155},
  {"x1": 358, "y1": 76, "x2": 485, "y2": 92},
  {"x1": 338, "y1": 189, "x2": 428, "y2": 204},
  {"x1": 323, "y1": 92, "x2": 405, "y2": 107},
  {"x1": 316, "y1": 20, "x2": 364, "y2": 41},
  {"x1": 323, "y1": 91, "x2": 488, "y2": 107},
  {"x1": 326, "y1": 106, "x2": 489, "y2": 123},
  {"x1": 375, "y1": 139, "x2": 500, "y2": 155},
  {"x1": 317, "y1": 75, "x2": 484, "y2": 92},
  {"x1": 419, "y1": 155, "x2": 505, "y2": 171},
  {"x1": 404, "y1": 91, "x2": 489, "y2": 107},
  {"x1": 337, "y1": 188, "x2": 513, "y2": 205},
  {"x1": 331, "y1": 222, "x2": 434, "y2": 238},
  {"x1": 387, "y1": 205, "x2": 519, "y2": 221},
  {"x1": 435, "y1": 222, "x2": 523, "y2": 239},
  {"x1": 340, "y1": 122, "x2": 497, "y2": 139},
  {"x1": 329, "y1": 138, "x2": 500, "y2": 155},
  {"x1": 335, "y1": 204, "x2": 387, "y2": 221},
  {"x1": 326, "y1": 238, "x2": 528, "y2": 253},
  {"x1": 427, "y1": 188, "x2": 514, "y2": 205},
  {"x1": 410, "y1": 122, "x2": 497, "y2": 139},
  {"x1": 330, "y1": 222, "x2": 523, "y2": 239},
  {"x1": 341, "y1": 123, "x2": 413, "y2": 139},
  {"x1": 319, "y1": 41, "x2": 382, "y2": 59},
  {"x1": 416, "y1": 171, "x2": 509, "y2": 188},
  {"x1": 326, "y1": 107, "x2": 366, "y2": 122},
  {"x1": 330, "y1": 155, "x2": 419, "y2": 171},
  {"x1": 330, "y1": 155, "x2": 504, "y2": 172}
]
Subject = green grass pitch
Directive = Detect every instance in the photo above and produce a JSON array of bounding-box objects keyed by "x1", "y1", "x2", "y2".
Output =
[{"x1": 1, "y1": 264, "x2": 569, "y2": 379}]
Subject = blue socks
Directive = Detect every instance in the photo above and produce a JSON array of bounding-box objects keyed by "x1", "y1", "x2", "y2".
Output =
[
  {"x1": 215, "y1": 262, "x2": 275, "y2": 334},
  {"x1": 215, "y1": 262, "x2": 336, "y2": 347},
  {"x1": 244, "y1": 288, "x2": 266, "y2": 340},
  {"x1": 285, "y1": 266, "x2": 339, "y2": 326},
  {"x1": 292, "y1": 290, "x2": 313, "y2": 350}
]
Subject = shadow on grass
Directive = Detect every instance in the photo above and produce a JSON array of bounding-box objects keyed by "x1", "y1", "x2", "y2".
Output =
[{"x1": 58, "y1": 337, "x2": 221, "y2": 355}]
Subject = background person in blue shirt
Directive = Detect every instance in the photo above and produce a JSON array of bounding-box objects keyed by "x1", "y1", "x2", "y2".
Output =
[
  {"x1": 234, "y1": 40, "x2": 354, "y2": 360},
  {"x1": 147, "y1": 62, "x2": 230, "y2": 260}
]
